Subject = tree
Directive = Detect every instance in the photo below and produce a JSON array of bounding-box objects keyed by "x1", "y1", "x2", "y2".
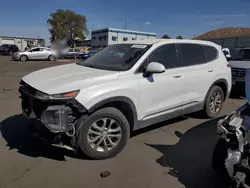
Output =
[
  {"x1": 162, "y1": 34, "x2": 171, "y2": 39},
  {"x1": 176, "y1": 35, "x2": 183, "y2": 39},
  {"x1": 47, "y1": 9, "x2": 89, "y2": 47}
]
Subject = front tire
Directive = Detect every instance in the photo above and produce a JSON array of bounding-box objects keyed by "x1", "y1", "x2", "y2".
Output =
[
  {"x1": 76, "y1": 107, "x2": 130, "y2": 160},
  {"x1": 203, "y1": 85, "x2": 224, "y2": 118},
  {"x1": 20, "y1": 55, "x2": 28, "y2": 62}
]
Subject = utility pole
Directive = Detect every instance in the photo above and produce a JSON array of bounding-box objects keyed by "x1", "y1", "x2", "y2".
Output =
[{"x1": 124, "y1": 9, "x2": 127, "y2": 30}]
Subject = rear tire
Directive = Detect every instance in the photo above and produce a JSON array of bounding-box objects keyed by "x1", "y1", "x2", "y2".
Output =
[
  {"x1": 202, "y1": 85, "x2": 224, "y2": 118},
  {"x1": 76, "y1": 107, "x2": 130, "y2": 160},
  {"x1": 20, "y1": 55, "x2": 28, "y2": 62}
]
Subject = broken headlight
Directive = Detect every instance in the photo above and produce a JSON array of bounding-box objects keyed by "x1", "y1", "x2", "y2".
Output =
[
  {"x1": 41, "y1": 105, "x2": 73, "y2": 133},
  {"x1": 36, "y1": 90, "x2": 79, "y2": 100}
]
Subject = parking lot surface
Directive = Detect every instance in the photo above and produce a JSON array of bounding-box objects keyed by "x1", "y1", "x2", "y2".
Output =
[{"x1": 0, "y1": 55, "x2": 246, "y2": 188}]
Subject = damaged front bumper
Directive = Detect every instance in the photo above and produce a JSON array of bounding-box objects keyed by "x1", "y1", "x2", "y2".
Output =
[{"x1": 19, "y1": 81, "x2": 87, "y2": 147}]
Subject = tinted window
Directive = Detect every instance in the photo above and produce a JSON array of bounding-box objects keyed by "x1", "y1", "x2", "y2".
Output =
[
  {"x1": 2, "y1": 44, "x2": 11, "y2": 48},
  {"x1": 149, "y1": 44, "x2": 179, "y2": 69},
  {"x1": 179, "y1": 44, "x2": 206, "y2": 66},
  {"x1": 235, "y1": 49, "x2": 250, "y2": 60},
  {"x1": 202, "y1": 45, "x2": 218, "y2": 62},
  {"x1": 30, "y1": 48, "x2": 40, "y2": 52}
]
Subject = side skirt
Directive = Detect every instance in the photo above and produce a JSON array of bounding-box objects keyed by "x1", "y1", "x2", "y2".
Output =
[{"x1": 138, "y1": 102, "x2": 204, "y2": 129}]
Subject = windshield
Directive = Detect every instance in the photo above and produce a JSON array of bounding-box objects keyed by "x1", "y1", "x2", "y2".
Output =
[
  {"x1": 234, "y1": 49, "x2": 250, "y2": 61},
  {"x1": 77, "y1": 44, "x2": 150, "y2": 71}
]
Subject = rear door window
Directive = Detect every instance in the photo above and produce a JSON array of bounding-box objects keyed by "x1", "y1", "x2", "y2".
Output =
[
  {"x1": 31, "y1": 48, "x2": 40, "y2": 52},
  {"x1": 178, "y1": 43, "x2": 206, "y2": 66}
]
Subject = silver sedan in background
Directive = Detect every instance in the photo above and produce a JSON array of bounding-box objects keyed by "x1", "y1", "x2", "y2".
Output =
[{"x1": 12, "y1": 47, "x2": 56, "y2": 61}]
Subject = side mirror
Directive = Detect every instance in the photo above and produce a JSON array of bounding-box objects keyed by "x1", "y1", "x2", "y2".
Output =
[{"x1": 144, "y1": 62, "x2": 165, "y2": 77}]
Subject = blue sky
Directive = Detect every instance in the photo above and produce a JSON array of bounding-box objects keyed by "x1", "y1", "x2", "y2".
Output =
[{"x1": 0, "y1": 0, "x2": 250, "y2": 44}]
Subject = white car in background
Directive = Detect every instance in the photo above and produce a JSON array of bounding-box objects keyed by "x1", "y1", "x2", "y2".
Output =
[{"x1": 12, "y1": 47, "x2": 57, "y2": 61}]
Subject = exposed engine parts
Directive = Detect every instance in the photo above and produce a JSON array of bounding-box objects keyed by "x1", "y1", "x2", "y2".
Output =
[
  {"x1": 213, "y1": 103, "x2": 250, "y2": 188},
  {"x1": 19, "y1": 81, "x2": 87, "y2": 150}
]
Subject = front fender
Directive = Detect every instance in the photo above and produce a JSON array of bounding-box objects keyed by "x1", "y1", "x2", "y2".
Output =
[{"x1": 77, "y1": 88, "x2": 138, "y2": 110}]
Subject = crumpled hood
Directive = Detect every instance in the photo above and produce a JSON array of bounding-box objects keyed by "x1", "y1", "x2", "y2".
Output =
[
  {"x1": 229, "y1": 60, "x2": 250, "y2": 69},
  {"x1": 22, "y1": 63, "x2": 120, "y2": 94}
]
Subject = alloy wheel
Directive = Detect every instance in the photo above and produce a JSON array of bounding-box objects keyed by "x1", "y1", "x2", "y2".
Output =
[
  {"x1": 87, "y1": 118, "x2": 122, "y2": 152},
  {"x1": 209, "y1": 91, "x2": 222, "y2": 114},
  {"x1": 20, "y1": 56, "x2": 27, "y2": 61}
]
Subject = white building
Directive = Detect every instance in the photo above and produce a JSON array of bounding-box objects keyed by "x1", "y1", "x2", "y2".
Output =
[
  {"x1": 91, "y1": 28, "x2": 157, "y2": 49},
  {"x1": 0, "y1": 36, "x2": 45, "y2": 51}
]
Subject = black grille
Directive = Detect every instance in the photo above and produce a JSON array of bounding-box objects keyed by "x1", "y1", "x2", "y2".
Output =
[
  {"x1": 19, "y1": 80, "x2": 85, "y2": 119},
  {"x1": 19, "y1": 80, "x2": 37, "y2": 96},
  {"x1": 19, "y1": 81, "x2": 53, "y2": 118},
  {"x1": 231, "y1": 68, "x2": 246, "y2": 78}
]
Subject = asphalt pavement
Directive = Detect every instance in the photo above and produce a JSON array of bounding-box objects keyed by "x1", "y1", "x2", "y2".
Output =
[{"x1": 0, "y1": 55, "x2": 246, "y2": 188}]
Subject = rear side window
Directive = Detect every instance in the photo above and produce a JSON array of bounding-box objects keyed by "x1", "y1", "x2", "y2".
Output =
[
  {"x1": 31, "y1": 48, "x2": 40, "y2": 52},
  {"x1": 202, "y1": 45, "x2": 218, "y2": 62},
  {"x1": 178, "y1": 43, "x2": 206, "y2": 66}
]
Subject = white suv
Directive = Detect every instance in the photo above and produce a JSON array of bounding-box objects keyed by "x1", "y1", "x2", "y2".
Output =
[{"x1": 19, "y1": 39, "x2": 232, "y2": 159}]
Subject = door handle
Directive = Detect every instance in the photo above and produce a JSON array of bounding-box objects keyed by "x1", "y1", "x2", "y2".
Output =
[
  {"x1": 173, "y1": 74, "x2": 182, "y2": 78},
  {"x1": 208, "y1": 69, "x2": 214, "y2": 72}
]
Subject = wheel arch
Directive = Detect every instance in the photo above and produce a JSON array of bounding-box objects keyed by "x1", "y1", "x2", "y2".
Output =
[
  {"x1": 88, "y1": 96, "x2": 138, "y2": 131},
  {"x1": 212, "y1": 79, "x2": 228, "y2": 101},
  {"x1": 204, "y1": 79, "x2": 229, "y2": 104}
]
